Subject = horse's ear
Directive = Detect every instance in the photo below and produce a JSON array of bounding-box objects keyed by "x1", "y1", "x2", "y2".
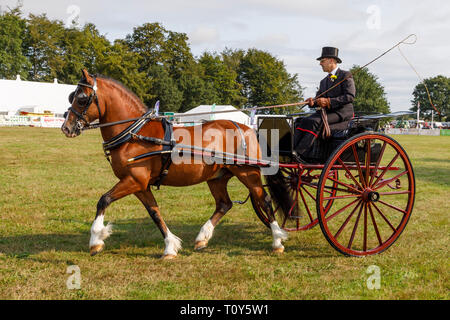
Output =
[{"x1": 80, "y1": 69, "x2": 90, "y2": 80}]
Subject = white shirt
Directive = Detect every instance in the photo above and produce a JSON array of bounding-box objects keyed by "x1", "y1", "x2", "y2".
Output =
[{"x1": 329, "y1": 67, "x2": 338, "y2": 76}]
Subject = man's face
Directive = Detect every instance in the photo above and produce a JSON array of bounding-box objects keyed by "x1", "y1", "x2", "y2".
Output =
[{"x1": 319, "y1": 58, "x2": 337, "y2": 73}]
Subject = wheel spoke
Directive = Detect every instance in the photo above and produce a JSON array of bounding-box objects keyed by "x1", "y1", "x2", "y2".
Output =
[
  {"x1": 363, "y1": 203, "x2": 368, "y2": 251},
  {"x1": 372, "y1": 202, "x2": 397, "y2": 232},
  {"x1": 323, "y1": 194, "x2": 361, "y2": 201},
  {"x1": 337, "y1": 157, "x2": 363, "y2": 190},
  {"x1": 333, "y1": 200, "x2": 362, "y2": 239},
  {"x1": 299, "y1": 188, "x2": 315, "y2": 222},
  {"x1": 325, "y1": 175, "x2": 362, "y2": 194},
  {"x1": 373, "y1": 170, "x2": 409, "y2": 191},
  {"x1": 371, "y1": 152, "x2": 400, "y2": 188},
  {"x1": 325, "y1": 198, "x2": 360, "y2": 222},
  {"x1": 368, "y1": 203, "x2": 383, "y2": 246},
  {"x1": 378, "y1": 190, "x2": 411, "y2": 196},
  {"x1": 301, "y1": 185, "x2": 316, "y2": 201},
  {"x1": 377, "y1": 199, "x2": 408, "y2": 215},
  {"x1": 347, "y1": 201, "x2": 364, "y2": 249},
  {"x1": 369, "y1": 141, "x2": 387, "y2": 186},
  {"x1": 352, "y1": 144, "x2": 367, "y2": 188},
  {"x1": 365, "y1": 139, "x2": 371, "y2": 187}
]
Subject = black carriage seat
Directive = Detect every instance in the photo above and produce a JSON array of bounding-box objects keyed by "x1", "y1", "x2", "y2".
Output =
[
  {"x1": 328, "y1": 119, "x2": 352, "y2": 139},
  {"x1": 302, "y1": 116, "x2": 382, "y2": 164}
]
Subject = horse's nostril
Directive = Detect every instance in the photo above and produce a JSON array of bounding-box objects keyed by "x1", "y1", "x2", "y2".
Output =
[{"x1": 62, "y1": 125, "x2": 71, "y2": 135}]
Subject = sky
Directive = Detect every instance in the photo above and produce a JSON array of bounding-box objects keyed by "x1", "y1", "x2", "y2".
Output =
[{"x1": 1, "y1": 0, "x2": 449, "y2": 112}]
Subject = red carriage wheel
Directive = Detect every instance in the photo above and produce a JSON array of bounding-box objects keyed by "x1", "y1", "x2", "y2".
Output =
[
  {"x1": 316, "y1": 133, "x2": 415, "y2": 256},
  {"x1": 252, "y1": 166, "x2": 338, "y2": 232}
]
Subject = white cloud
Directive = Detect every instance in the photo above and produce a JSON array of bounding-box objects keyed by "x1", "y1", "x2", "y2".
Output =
[
  {"x1": 189, "y1": 27, "x2": 220, "y2": 45},
  {"x1": 1, "y1": 0, "x2": 449, "y2": 111}
]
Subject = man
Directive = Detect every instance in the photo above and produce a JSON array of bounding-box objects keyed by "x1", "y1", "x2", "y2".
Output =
[{"x1": 293, "y1": 47, "x2": 355, "y2": 161}]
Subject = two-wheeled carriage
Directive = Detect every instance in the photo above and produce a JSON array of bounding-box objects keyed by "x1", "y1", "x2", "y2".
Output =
[{"x1": 251, "y1": 112, "x2": 415, "y2": 256}]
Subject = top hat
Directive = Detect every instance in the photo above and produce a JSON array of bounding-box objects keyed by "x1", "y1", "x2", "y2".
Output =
[{"x1": 317, "y1": 47, "x2": 342, "y2": 63}]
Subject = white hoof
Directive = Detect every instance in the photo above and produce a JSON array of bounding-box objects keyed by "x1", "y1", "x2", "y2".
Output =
[
  {"x1": 195, "y1": 220, "x2": 214, "y2": 247},
  {"x1": 270, "y1": 221, "x2": 288, "y2": 251},
  {"x1": 89, "y1": 215, "x2": 113, "y2": 250},
  {"x1": 164, "y1": 229, "x2": 182, "y2": 257}
]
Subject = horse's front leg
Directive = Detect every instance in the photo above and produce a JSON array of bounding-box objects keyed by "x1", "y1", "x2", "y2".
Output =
[
  {"x1": 90, "y1": 176, "x2": 141, "y2": 256},
  {"x1": 135, "y1": 190, "x2": 182, "y2": 260}
]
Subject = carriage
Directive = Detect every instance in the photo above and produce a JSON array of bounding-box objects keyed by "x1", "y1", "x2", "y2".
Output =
[
  {"x1": 63, "y1": 71, "x2": 416, "y2": 259},
  {"x1": 251, "y1": 111, "x2": 416, "y2": 257}
]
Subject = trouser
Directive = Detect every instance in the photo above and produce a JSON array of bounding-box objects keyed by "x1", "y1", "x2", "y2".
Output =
[{"x1": 293, "y1": 111, "x2": 343, "y2": 156}]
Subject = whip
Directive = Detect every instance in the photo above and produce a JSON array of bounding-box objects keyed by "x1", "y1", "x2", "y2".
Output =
[{"x1": 84, "y1": 34, "x2": 419, "y2": 130}]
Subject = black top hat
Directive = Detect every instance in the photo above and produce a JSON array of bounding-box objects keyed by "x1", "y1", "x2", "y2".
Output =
[{"x1": 317, "y1": 47, "x2": 342, "y2": 63}]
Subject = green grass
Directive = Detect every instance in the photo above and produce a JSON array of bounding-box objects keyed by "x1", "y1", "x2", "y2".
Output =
[{"x1": 0, "y1": 127, "x2": 448, "y2": 300}]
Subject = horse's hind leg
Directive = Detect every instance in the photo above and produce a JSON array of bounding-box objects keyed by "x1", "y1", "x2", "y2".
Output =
[
  {"x1": 195, "y1": 173, "x2": 233, "y2": 250},
  {"x1": 90, "y1": 176, "x2": 141, "y2": 256},
  {"x1": 228, "y1": 166, "x2": 288, "y2": 253},
  {"x1": 135, "y1": 190, "x2": 182, "y2": 260}
]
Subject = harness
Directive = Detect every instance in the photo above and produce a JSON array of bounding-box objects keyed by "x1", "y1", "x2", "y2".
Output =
[
  {"x1": 68, "y1": 75, "x2": 176, "y2": 190},
  {"x1": 102, "y1": 114, "x2": 176, "y2": 190},
  {"x1": 68, "y1": 77, "x2": 102, "y2": 131}
]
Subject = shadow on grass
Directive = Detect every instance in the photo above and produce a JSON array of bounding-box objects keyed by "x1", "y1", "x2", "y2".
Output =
[
  {"x1": 0, "y1": 217, "x2": 332, "y2": 259},
  {"x1": 413, "y1": 164, "x2": 450, "y2": 187}
]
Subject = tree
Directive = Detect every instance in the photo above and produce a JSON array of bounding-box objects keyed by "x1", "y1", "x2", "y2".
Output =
[
  {"x1": 23, "y1": 13, "x2": 66, "y2": 82},
  {"x1": 221, "y1": 47, "x2": 245, "y2": 75},
  {"x1": 198, "y1": 52, "x2": 246, "y2": 107},
  {"x1": 176, "y1": 69, "x2": 217, "y2": 113},
  {"x1": 125, "y1": 22, "x2": 194, "y2": 79},
  {"x1": 350, "y1": 65, "x2": 390, "y2": 114},
  {"x1": 146, "y1": 65, "x2": 183, "y2": 112},
  {"x1": 0, "y1": 6, "x2": 30, "y2": 79},
  {"x1": 96, "y1": 41, "x2": 151, "y2": 104},
  {"x1": 410, "y1": 75, "x2": 449, "y2": 121},
  {"x1": 238, "y1": 48, "x2": 303, "y2": 114},
  {"x1": 59, "y1": 23, "x2": 111, "y2": 84}
]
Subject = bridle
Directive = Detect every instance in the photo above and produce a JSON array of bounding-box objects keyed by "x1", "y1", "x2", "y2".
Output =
[{"x1": 67, "y1": 75, "x2": 102, "y2": 130}]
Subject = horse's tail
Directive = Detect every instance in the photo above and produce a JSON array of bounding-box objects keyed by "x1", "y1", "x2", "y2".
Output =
[{"x1": 265, "y1": 170, "x2": 297, "y2": 219}]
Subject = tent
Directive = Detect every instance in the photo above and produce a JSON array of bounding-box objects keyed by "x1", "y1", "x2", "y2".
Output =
[
  {"x1": 0, "y1": 77, "x2": 76, "y2": 117},
  {"x1": 177, "y1": 105, "x2": 251, "y2": 126}
]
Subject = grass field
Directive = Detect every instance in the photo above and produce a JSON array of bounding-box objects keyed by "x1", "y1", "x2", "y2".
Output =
[{"x1": 0, "y1": 127, "x2": 448, "y2": 300}]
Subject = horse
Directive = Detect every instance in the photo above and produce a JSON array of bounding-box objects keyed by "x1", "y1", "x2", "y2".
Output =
[{"x1": 61, "y1": 69, "x2": 294, "y2": 259}]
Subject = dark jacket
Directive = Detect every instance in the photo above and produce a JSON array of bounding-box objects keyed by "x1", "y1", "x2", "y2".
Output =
[{"x1": 315, "y1": 68, "x2": 355, "y2": 120}]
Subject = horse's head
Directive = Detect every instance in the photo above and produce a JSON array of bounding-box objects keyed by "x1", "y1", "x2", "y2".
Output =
[{"x1": 62, "y1": 69, "x2": 102, "y2": 137}]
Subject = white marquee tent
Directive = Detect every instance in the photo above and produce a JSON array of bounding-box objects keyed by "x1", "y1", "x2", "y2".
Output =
[
  {"x1": 0, "y1": 76, "x2": 76, "y2": 116},
  {"x1": 178, "y1": 105, "x2": 251, "y2": 126}
]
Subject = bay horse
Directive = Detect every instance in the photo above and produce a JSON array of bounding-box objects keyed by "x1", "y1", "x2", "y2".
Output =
[{"x1": 61, "y1": 69, "x2": 294, "y2": 259}]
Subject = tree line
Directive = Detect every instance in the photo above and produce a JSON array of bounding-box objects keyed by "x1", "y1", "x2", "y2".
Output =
[{"x1": 0, "y1": 5, "x2": 447, "y2": 118}]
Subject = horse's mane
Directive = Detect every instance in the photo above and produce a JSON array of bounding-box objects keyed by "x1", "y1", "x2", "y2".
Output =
[{"x1": 97, "y1": 74, "x2": 149, "y2": 114}]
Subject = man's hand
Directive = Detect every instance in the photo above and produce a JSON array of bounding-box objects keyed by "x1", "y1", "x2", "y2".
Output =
[
  {"x1": 305, "y1": 97, "x2": 315, "y2": 107},
  {"x1": 316, "y1": 97, "x2": 331, "y2": 109}
]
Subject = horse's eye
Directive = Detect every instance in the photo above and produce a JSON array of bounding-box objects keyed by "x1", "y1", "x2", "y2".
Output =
[
  {"x1": 64, "y1": 111, "x2": 68, "y2": 119},
  {"x1": 68, "y1": 91, "x2": 75, "y2": 104}
]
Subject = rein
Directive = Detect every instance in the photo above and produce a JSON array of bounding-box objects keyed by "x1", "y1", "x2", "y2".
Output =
[
  {"x1": 82, "y1": 101, "x2": 309, "y2": 131},
  {"x1": 76, "y1": 34, "x2": 417, "y2": 136}
]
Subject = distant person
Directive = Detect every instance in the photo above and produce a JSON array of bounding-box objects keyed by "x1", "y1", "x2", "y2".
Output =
[{"x1": 293, "y1": 47, "x2": 355, "y2": 162}]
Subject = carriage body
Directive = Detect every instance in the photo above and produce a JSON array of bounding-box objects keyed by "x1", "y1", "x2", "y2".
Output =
[{"x1": 253, "y1": 112, "x2": 415, "y2": 256}]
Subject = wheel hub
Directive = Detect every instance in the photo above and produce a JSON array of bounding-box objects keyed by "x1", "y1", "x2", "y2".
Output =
[{"x1": 362, "y1": 189, "x2": 380, "y2": 203}]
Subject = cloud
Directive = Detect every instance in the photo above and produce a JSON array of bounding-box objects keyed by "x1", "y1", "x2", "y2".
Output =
[
  {"x1": 189, "y1": 26, "x2": 220, "y2": 45},
  {"x1": 2, "y1": 0, "x2": 449, "y2": 111}
]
